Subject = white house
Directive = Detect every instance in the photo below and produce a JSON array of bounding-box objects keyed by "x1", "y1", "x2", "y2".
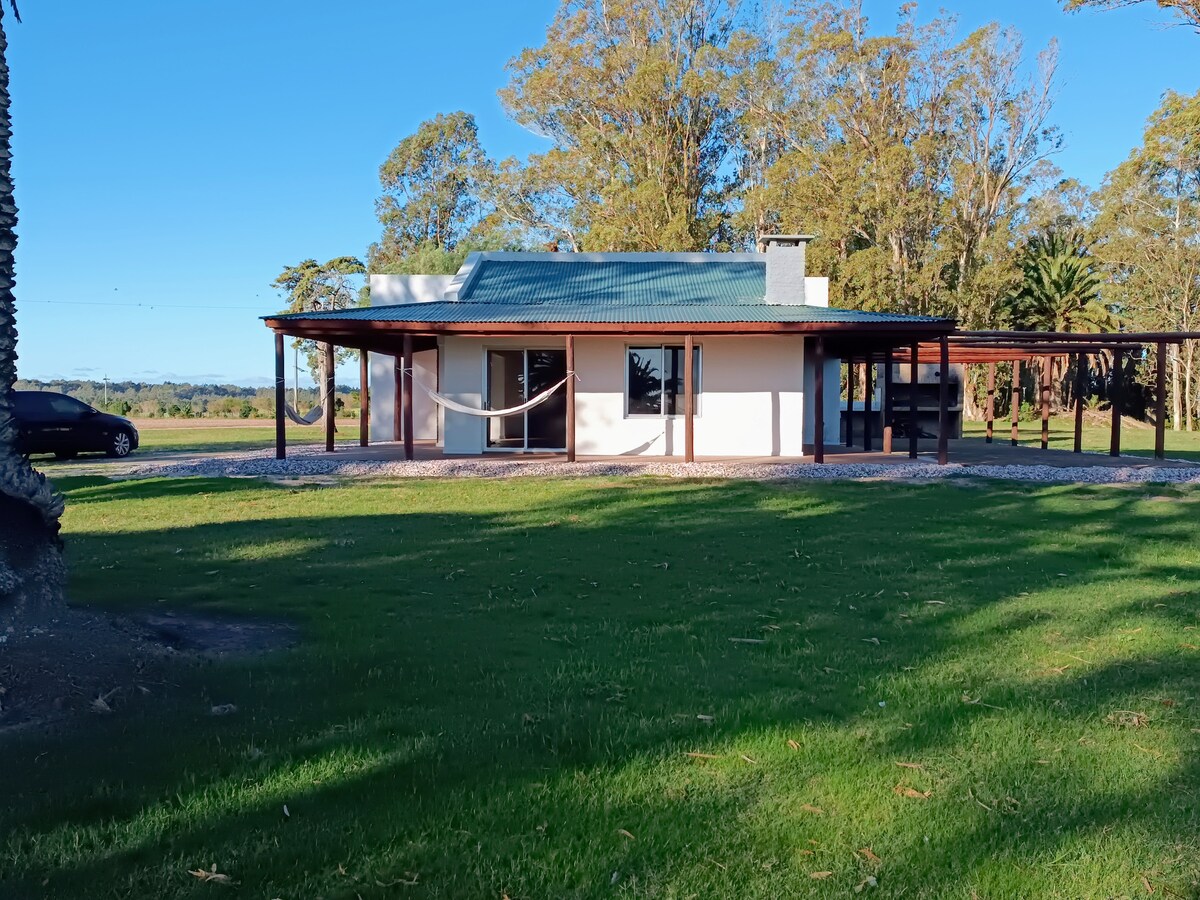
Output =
[{"x1": 266, "y1": 237, "x2": 956, "y2": 461}]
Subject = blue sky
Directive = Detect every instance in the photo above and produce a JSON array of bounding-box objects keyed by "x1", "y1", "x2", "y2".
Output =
[{"x1": 10, "y1": 0, "x2": 1199, "y2": 386}]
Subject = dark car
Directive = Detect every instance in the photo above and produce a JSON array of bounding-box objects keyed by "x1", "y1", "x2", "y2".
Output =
[{"x1": 12, "y1": 391, "x2": 139, "y2": 459}]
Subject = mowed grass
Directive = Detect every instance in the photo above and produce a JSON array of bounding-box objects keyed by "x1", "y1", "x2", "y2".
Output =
[
  {"x1": 962, "y1": 417, "x2": 1200, "y2": 462},
  {"x1": 3, "y1": 475, "x2": 1200, "y2": 898}
]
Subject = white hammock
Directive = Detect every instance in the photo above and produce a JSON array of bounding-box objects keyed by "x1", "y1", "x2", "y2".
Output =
[
  {"x1": 404, "y1": 369, "x2": 575, "y2": 418},
  {"x1": 283, "y1": 386, "x2": 336, "y2": 426}
]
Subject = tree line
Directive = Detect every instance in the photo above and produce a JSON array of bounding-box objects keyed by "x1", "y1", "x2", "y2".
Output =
[{"x1": 278, "y1": 0, "x2": 1200, "y2": 429}]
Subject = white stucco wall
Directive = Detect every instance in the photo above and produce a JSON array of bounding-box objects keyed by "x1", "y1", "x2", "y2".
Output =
[
  {"x1": 368, "y1": 349, "x2": 438, "y2": 443},
  {"x1": 435, "y1": 334, "x2": 836, "y2": 457}
]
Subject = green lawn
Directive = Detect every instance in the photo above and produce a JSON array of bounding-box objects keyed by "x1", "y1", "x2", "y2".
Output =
[
  {"x1": 3, "y1": 475, "x2": 1200, "y2": 898},
  {"x1": 962, "y1": 417, "x2": 1200, "y2": 462}
]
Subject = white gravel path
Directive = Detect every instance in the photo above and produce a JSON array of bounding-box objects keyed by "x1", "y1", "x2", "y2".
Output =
[{"x1": 99, "y1": 444, "x2": 1200, "y2": 486}]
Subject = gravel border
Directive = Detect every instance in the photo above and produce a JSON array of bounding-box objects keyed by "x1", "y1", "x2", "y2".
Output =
[{"x1": 92, "y1": 444, "x2": 1200, "y2": 486}]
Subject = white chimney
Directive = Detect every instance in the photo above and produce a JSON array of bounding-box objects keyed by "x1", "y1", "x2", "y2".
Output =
[{"x1": 760, "y1": 234, "x2": 815, "y2": 305}]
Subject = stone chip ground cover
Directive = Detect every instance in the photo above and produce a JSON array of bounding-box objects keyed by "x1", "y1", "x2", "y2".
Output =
[{"x1": 1, "y1": 475, "x2": 1199, "y2": 897}]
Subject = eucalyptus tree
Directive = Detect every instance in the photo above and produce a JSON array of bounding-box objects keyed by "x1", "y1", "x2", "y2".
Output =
[
  {"x1": 1063, "y1": 0, "x2": 1200, "y2": 30},
  {"x1": 0, "y1": 1, "x2": 68, "y2": 631},
  {"x1": 273, "y1": 257, "x2": 365, "y2": 389}
]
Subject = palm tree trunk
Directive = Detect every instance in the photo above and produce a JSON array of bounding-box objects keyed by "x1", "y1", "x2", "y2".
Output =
[{"x1": 0, "y1": 4, "x2": 66, "y2": 628}]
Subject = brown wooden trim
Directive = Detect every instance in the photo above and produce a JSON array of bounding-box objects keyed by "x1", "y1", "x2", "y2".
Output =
[
  {"x1": 1011, "y1": 360, "x2": 1020, "y2": 447},
  {"x1": 813, "y1": 338, "x2": 825, "y2": 464},
  {"x1": 359, "y1": 350, "x2": 369, "y2": 447},
  {"x1": 863, "y1": 360, "x2": 873, "y2": 452},
  {"x1": 1073, "y1": 353, "x2": 1086, "y2": 453},
  {"x1": 1040, "y1": 356, "x2": 1051, "y2": 450},
  {"x1": 936, "y1": 336, "x2": 949, "y2": 465},
  {"x1": 845, "y1": 357, "x2": 855, "y2": 448},
  {"x1": 908, "y1": 343, "x2": 919, "y2": 459},
  {"x1": 402, "y1": 334, "x2": 414, "y2": 462},
  {"x1": 274, "y1": 332, "x2": 286, "y2": 461},
  {"x1": 566, "y1": 335, "x2": 576, "y2": 463},
  {"x1": 323, "y1": 342, "x2": 336, "y2": 454},
  {"x1": 985, "y1": 362, "x2": 995, "y2": 444},
  {"x1": 684, "y1": 335, "x2": 695, "y2": 463},
  {"x1": 1155, "y1": 341, "x2": 1167, "y2": 460},
  {"x1": 393, "y1": 356, "x2": 403, "y2": 443},
  {"x1": 882, "y1": 351, "x2": 893, "y2": 454},
  {"x1": 1110, "y1": 349, "x2": 1123, "y2": 457}
]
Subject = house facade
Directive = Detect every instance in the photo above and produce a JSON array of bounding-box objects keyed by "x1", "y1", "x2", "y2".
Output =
[{"x1": 265, "y1": 237, "x2": 957, "y2": 461}]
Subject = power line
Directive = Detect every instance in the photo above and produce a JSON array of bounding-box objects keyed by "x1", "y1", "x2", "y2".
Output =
[{"x1": 20, "y1": 299, "x2": 275, "y2": 311}]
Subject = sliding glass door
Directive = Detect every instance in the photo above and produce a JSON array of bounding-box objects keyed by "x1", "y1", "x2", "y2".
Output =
[{"x1": 485, "y1": 348, "x2": 567, "y2": 451}]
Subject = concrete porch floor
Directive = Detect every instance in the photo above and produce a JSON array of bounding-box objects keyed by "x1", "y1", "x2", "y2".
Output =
[{"x1": 312, "y1": 438, "x2": 1199, "y2": 470}]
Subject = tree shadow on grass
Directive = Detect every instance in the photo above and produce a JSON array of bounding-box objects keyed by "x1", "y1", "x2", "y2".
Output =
[{"x1": 2, "y1": 478, "x2": 1199, "y2": 897}]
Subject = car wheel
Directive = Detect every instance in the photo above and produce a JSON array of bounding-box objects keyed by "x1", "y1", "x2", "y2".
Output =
[
  {"x1": 54, "y1": 450, "x2": 78, "y2": 460},
  {"x1": 107, "y1": 430, "x2": 133, "y2": 458}
]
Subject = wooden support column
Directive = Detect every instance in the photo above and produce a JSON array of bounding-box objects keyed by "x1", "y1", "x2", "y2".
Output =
[
  {"x1": 813, "y1": 338, "x2": 825, "y2": 464},
  {"x1": 863, "y1": 359, "x2": 873, "y2": 452},
  {"x1": 684, "y1": 334, "x2": 695, "y2": 463},
  {"x1": 845, "y1": 358, "x2": 855, "y2": 448},
  {"x1": 908, "y1": 343, "x2": 919, "y2": 459},
  {"x1": 1073, "y1": 353, "x2": 1086, "y2": 454},
  {"x1": 274, "y1": 332, "x2": 286, "y2": 460},
  {"x1": 566, "y1": 335, "x2": 577, "y2": 462},
  {"x1": 936, "y1": 336, "x2": 950, "y2": 465},
  {"x1": 323, "y1": 342, "x2": 336, "y2": 453},
  {"x1": 359, "y1": 350, "x2": 370, "y2": 447},
  {"x1": 1010, "y1": 360, "x2": 1021, "y2": 447},
  {"x1": 1155, "y1": 341, "x2": 1167, "y2": 460},
  {"x1": 1040, "y1": 356, "x2": 1051, "y2": 451},
  {"x1": 402, "y1": 334, "x2": 414, "y2": 462},
  {"x1": 882, "y1": 349, "x2": 894, "y2": 454},
  {"x1": 985, "y1": 362, "x2": 996, "y2": 443},
  {"x1": 392, "y1": 356, "x2": 403, "y2": 443},
  {"x1": 1110, "y1": 348, "x2": 1123, "y2": 457}
]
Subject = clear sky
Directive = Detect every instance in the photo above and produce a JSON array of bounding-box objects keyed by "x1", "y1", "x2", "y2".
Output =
[{"x1": 10, "y1": 0, "x2": 1199, "y2": 387}]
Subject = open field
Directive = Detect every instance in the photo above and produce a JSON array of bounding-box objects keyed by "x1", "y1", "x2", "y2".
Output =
[
  {"x1": 962, "y1": 417, "x2": 1200, "y2": 463},
  {"x1": 3, "y1": 475, "x2": 1200, "y2": 897}
]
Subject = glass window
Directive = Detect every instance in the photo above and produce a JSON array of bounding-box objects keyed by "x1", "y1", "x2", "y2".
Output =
[
  {"x1": 626, "y1": 345, "x2": 700, "y2": 416},
  {"x1": 47, "y1": 395, "x2": 91, "y2": 418}
]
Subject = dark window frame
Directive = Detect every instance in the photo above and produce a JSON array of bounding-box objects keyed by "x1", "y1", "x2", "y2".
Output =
[{"x1": 624, "y1": 344, "x2": 702, "y2": 418}]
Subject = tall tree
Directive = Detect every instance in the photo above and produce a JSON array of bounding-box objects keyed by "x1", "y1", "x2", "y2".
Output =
[
  {"x1": 0, "y1": 2, "x2": 67, "y2": 632},
  {"x1": 370, "y1": 112, "x2": 489, "y2": 271},
  {"x1": 273, "y1": 257, "x2": 365, "y2": 390},
  {"x1": 728, "y1": 1, "x2": 1059, "y2": 324},
  {"x1": 1063, "y1": 0, "x2": 1200, "y2": 30},
  {"x1": 1006, "y1": 230, "x2": 1115, "y2": 333},
  {"x1": 492, "y1": 0, "x2": 752, "y2": 251},
  {"x1": 1093, "y1": 89, "x2": 1200, "y2": 430}
]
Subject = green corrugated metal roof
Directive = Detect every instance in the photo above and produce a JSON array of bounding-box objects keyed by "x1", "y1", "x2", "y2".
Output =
[
  {"x1": 269, "y1": 301, "x2": 949, "y2": 325},
  {"x1": 463, "y1": 259, "x2": 768, "y2": 305},
  {"x1": 265, "y1": 257, "x2": 954, "y2": 326}
]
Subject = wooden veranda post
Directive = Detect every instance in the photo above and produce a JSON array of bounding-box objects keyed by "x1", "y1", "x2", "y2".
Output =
[
  {"x1": 1073, "y1": 353, "x2": 1086, "y2": 454},
  {"x1": 323, "y1": 342, "x2": 336, "y2": 453},
  {"x1": 937, "y1": 336, "x2": 950, "y2": 465},
  {"x1": 684, "y1": 334, "x2": 695, "y2": 463},
  {"x1": 274, "y1": 332, "x2": 286, "y2": 460},
  {"x1": 1110, "y1": 348, "x2": 1123, "y2": 458},
  {"x1": 402, "y1": 334, "x2": 414, "y2": 462},
  {"x1": 863, "y1": 360, "x2": 873, "y2": 452},
  {"x1": 985, "y1": 362, "x2": 995, "y2": 444},
  {"x1": 393, "y1": 356, "x2": 403, "y2": 443},
  {"x1": 882, "y1": 350, "x2": 893, "y2": 454},
  {"x1": 1155, "y1": 341, "x2": 1167, "y2": 460},
  {"x1": 1010, "y1": 360, "x2": 1021, "y2": 447},
  {"x1": 566, "y1": 335, "x2": 577, "y2": 462},
  {"x1": 845, "y1": 358, "x2": 855, "y2": 448},
  {"x1": 359, "y1": 350, "x2": 369, "y2": 447},
  {"x1": 1040, "y1": 356, "x2": 1051, "y2": 451},
  {"x1": 813, "y1": 338, "x2": 825, "y2": 464},
  {"x1": 908, "y1": 343, "x2": 919, "y2": 459}
]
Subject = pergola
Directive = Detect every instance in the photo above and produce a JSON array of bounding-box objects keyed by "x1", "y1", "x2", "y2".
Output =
[{"x1": 262, "y1": 308, "x2": 1200, "y2": 465}]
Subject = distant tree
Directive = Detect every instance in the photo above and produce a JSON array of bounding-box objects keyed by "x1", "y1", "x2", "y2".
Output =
[
  {"x1": 0, "y1": 1, "x2": 67, "y2": 633},
  {"x1": 370, "y1": 112, "x2": 490, "y2": 270},
  {"x1": 273, "y1": 256, "x2": 366, "y2": 391},
  {"x1": 1006, "y1": 231, "x2": 1115, "y2": 333},
  {"x1": 1063, "y1": 0, "x2": 1200, "y2": 31}
]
